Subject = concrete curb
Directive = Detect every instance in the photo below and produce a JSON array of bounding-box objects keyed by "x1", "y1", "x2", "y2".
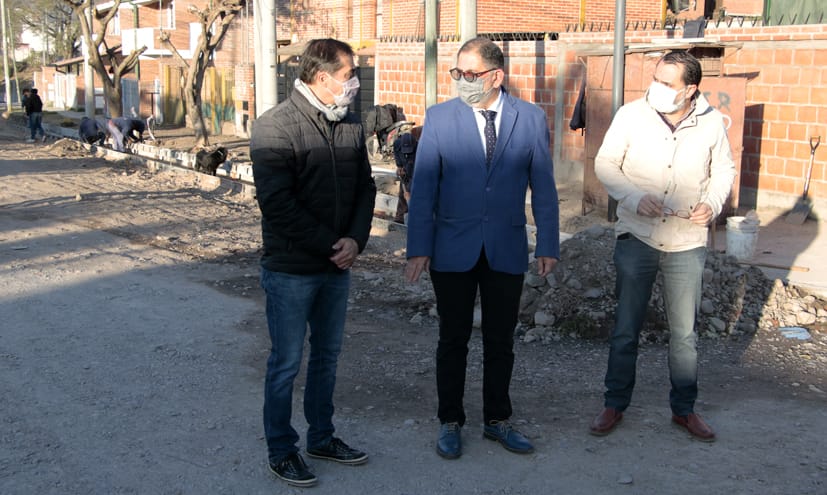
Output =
[
  {"x1": 42, "y1": 121, "x2": 257, "y2": 197},
  {"x1": 41, "y1": 122, "x2": 404, "y2": 211}
]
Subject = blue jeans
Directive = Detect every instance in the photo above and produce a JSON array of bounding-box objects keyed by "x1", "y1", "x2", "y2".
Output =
[
  {"x1": 29, "y1": 112, "x2": 44, "y2": 139},
  {"x1": 604, "y1": 234, "x2": 706, "y2": 416},
  {"x1": 260, "y1": 267, "x2": 350, "y2": 463}
]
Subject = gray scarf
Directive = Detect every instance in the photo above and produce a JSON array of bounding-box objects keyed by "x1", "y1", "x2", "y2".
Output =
[{"x1": 293, "y1": 79, "x2": 349, "y2": 122}]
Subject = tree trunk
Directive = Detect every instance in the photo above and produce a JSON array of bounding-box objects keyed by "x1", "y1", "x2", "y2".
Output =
[
  {"x1": 185, "y1": 87, "x2": 208, "y2": 148},
  {"x1": 103, "y1": 80, "x2": 122, "y2": 118},
  {"x1": 186, "y1": 52, "x2": 210, "y2": 148}
]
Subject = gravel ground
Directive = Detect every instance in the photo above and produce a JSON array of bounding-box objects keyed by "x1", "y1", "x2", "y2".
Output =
[{"x1": 1, "y1": 120, "x2": 825, "y2": 495}]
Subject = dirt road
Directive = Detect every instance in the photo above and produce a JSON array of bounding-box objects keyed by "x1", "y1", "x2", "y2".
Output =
[{"x1": 1, "y1": 122, "x2": 825, "y2": 495}]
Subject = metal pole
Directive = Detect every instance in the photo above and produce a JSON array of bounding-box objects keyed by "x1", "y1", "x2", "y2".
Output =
[
  {"x1": 84, "y1": 1, "x2": 95, "y2": 117},
  {"x1": 254, "y1": 0, "x2": 278, "y2": 117},
  {"x1": 608, "y1": 0, "x2": 626, "y2": 221},
  {"x1": 0, "y1": 0, "x2": 11, "y2": 114},
  {"x1": 459, "y1": 0, "x2": 476, "y2": 43},
  {"x1": 424, "y1": 0, "x2": 437, "y2": 109}
]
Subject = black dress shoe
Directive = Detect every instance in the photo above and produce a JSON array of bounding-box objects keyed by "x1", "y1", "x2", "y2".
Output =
[
  {"x1": 590, "y1": 408, "x2": 623, "y2": 436},
  {"x1": 437, "y1": 422, "x2": 462, "y2": 459},
  {"x1": 307, "y1": 437, "x2": 368, "y2": 465},
  {"x1": 269, "y1": 452, "x2": 317, "y2": 487}
]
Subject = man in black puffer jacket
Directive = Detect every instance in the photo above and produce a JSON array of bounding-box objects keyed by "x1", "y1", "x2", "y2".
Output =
[{"x1": 250, "y1": 38, "x2": 376, "y2": 489}]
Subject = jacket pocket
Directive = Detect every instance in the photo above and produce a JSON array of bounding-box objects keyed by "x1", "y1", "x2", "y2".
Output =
[{"x1": 511, "y1": 212, "x2": 527, "y2": 226}]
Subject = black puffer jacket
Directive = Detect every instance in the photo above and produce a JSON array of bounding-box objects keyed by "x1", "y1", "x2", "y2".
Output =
[
  {"x1": 250, "y1": 89, "x2": 377, "y2": 274},
  {"x1": 24, "y1": 93, "x2": 43, "y2": 114}
]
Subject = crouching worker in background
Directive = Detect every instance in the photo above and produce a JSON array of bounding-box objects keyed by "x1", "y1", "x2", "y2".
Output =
[{"x1": 78, "y1": 117, "x2": 107, "y2": 146}]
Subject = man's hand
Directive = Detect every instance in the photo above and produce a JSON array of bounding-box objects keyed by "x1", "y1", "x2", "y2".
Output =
[
  {"x1": 535, "y1": 257, "x2": 558, "y2": 277},
  {"x1": 330, "y1": 237, "x2": 359, "y2": 270},
  {"x1": 689, "y1": 202, "x2": 714, "y2": 226},
  {"x1": 405, "y1": 256, "x2": 430, "y2": 283},
  {"x1": 637, "y1": 193, "x2": 665, "y2": 218}
]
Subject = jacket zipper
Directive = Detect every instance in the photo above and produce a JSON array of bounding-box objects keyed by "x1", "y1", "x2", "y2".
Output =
[{"x1": 329, "y1": 121, "x2": 341, "y2": 234}]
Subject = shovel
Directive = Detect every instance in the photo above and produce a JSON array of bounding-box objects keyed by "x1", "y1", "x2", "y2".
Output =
[{"x1": 785, "y1": 136, "x2": 820, "y2": 224}]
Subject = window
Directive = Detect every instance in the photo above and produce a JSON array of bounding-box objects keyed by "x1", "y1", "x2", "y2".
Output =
[{"x1": 111, "y1": 10, "x2": 121, "y2": 35}]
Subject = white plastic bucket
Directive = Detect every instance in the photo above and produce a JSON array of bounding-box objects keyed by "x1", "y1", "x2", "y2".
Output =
[{"x1": 726, "y1": 216, "x2": 759, "y2": 261}]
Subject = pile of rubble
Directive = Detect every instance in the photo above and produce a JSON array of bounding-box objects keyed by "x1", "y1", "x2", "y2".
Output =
[
  {"x1": 518, "y1": 225, "x2": 827, "y2": 343},
  {"x1": 46, "y1": 138, "x2": 92, "y2": 158}
]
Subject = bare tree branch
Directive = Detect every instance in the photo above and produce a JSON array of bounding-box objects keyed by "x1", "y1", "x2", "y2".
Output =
[
  {"x1": 63, "y1": 0, "x2": 146, "y2": 117},
  {"x1": 158, "y1": 0, "x2": 243, "y2": 148}
]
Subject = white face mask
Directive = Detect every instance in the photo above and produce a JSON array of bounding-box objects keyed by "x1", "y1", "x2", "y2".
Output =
[
  {"x1": 647, "y1": 81, "x2": 687, "y2": 114},
  {"x1": 456, "y1": 78, "x2": 497, "y2": 108},
  {"x1": 325, "y1": 74, "x2": 360, "y2": 108}
]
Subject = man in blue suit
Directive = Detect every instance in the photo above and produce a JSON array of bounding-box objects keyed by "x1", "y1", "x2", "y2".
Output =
[{"x1": 405, "y1": 37, "x2": 560, "y2": 459}]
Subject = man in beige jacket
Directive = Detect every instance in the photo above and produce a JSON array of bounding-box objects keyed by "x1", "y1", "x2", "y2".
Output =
[{"x1": 590, "y1": 51, "x2": 736, "y2": 442}]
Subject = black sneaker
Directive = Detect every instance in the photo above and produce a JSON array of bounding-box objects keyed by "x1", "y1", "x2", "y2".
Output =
[
  {"x1": 268, "y1": 452, "x2": 318, "y2": 487},
  {"x1": 306, "y1": 437, "x2": 368, "y2": 465}
]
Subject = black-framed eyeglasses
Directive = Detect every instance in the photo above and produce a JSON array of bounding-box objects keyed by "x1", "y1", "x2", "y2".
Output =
[
  {"x1": 662, "y1": 207, "x2": 691, "y2": 219},
  {"x1": 449, "y1": 67, "x2": 497, "y2": 83}
]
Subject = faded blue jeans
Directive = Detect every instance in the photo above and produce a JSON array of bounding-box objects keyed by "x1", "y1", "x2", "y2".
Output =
[
  {"x1": 260, "y1": 267, "x2": 350, "y2": 463},
  {"x1": 29, "y1": 112, "x2": 44, "y2": 139},
  {"x1": 604, "y1": 234, "x2": 706, "y2": 416}
]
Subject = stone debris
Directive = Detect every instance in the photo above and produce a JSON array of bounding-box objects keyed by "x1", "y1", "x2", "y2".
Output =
[
  {"x1": 358, "y1": 224, "x2": 826, "y2": 345},
  {"x1": 47, "y1": 138, "x2": 92, "y2": 158},
  {"x1": 518, "y1": 225, "x2": 827, "y2": 343}
]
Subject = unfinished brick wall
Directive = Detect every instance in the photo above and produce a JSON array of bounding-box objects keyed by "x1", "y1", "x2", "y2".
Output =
[
  {"x1": 381, "y1": 0, "x2": 663, "y2": 36},
  {"x1": 375, "y1": 24, "x2": 827, "y2": 211},
  {"x1": 563, "y1": 25, "x2": 827, "y2": 211},
  {"x1": 376, "y1": 38, "x2": 580, "y2": 184},
  {"x1": 712, "y1": 24, "x2": 827, "y2": 207}
]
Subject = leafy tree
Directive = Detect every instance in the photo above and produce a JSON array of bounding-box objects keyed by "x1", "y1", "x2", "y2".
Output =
[
  {"x1": 63, "y1": 0, "x2": 146, "y2": 117},
  {"x1": 159, "y1": 0, "x2": 243, "y2": 148}
]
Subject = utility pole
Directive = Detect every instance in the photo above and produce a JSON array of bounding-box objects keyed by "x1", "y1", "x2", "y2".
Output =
[
  {"x1": 608, "y1": 0, "x2": 627, "y2": 221},
  {"x1": 1, "y1": 0, "x2": 11, "y2": 114},
  {"x1": 424, "y1": 0, "x2": 437, "y2": 109},
  {"x1": 84, "y1": 0, "x2": 95, "y2": 117},
  {"x1": 254, "y1": 0, "x2": 277, "y2": 117},
  {"x1": 459, "y1": 0, "x2": 476, "y2": 43},
  {"x1": 7, "y1": 10, "x2": 20, "y2": 105}
]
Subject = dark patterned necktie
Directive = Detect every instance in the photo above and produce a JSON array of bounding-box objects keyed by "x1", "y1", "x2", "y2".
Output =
[{"x1": 481, "y1": 110, "x2": 497, "y2": 167}]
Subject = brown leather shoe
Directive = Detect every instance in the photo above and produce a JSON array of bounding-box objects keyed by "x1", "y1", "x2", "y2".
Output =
[
  {"x1": 672, "y1": 413, "x2": 716, "y2": 442},
  {"x1": 589, "y1": 408, "x2": 623, "y2": 436}
]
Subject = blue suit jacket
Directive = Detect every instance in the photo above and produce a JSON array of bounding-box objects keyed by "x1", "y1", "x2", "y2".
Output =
[{"x1": 406, "y1": 92, "x2": 560, "y2": 275}]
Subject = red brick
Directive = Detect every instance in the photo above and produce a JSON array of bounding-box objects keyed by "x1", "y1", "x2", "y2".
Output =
[
  {"x1": 780, "y1": 67, "x2": 800, "y2": 85},
  {"x1": 788, "y1": 124, "x2": 809, "y2": 142},
  {"x1": 789, "y1": 86, "x2": 810, "y2": 105},
  {"x1": 785, "y1": 160, "x2": 805, "y2": 178},
  {"x1": 776, "y1": 176, "x2": 798, "y2": 194},
  {"x1": 773, "y1": 48, "x2": 793, "y2": 64},
  {"x1": 759, "y1": 64, "x2": 782, "y2": 85},
  {"x1": 776, "y1": 139, "x2": 796, "y2": 159},
  {"x1": 793, "y1": 50, "x2": 815, "y2": 65},
  {"x1": 770, "y1": 86, "x2": 790, "y2": 104},
  {"x1": 797, "y1": 105, "x2": 818, "y2": 122},
  {"x1": 812, "y1": 87, "x2": 827, "y2": 105},
  {"x1": 765, "y1": 156, "x2": 785, "y2": 175}
]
